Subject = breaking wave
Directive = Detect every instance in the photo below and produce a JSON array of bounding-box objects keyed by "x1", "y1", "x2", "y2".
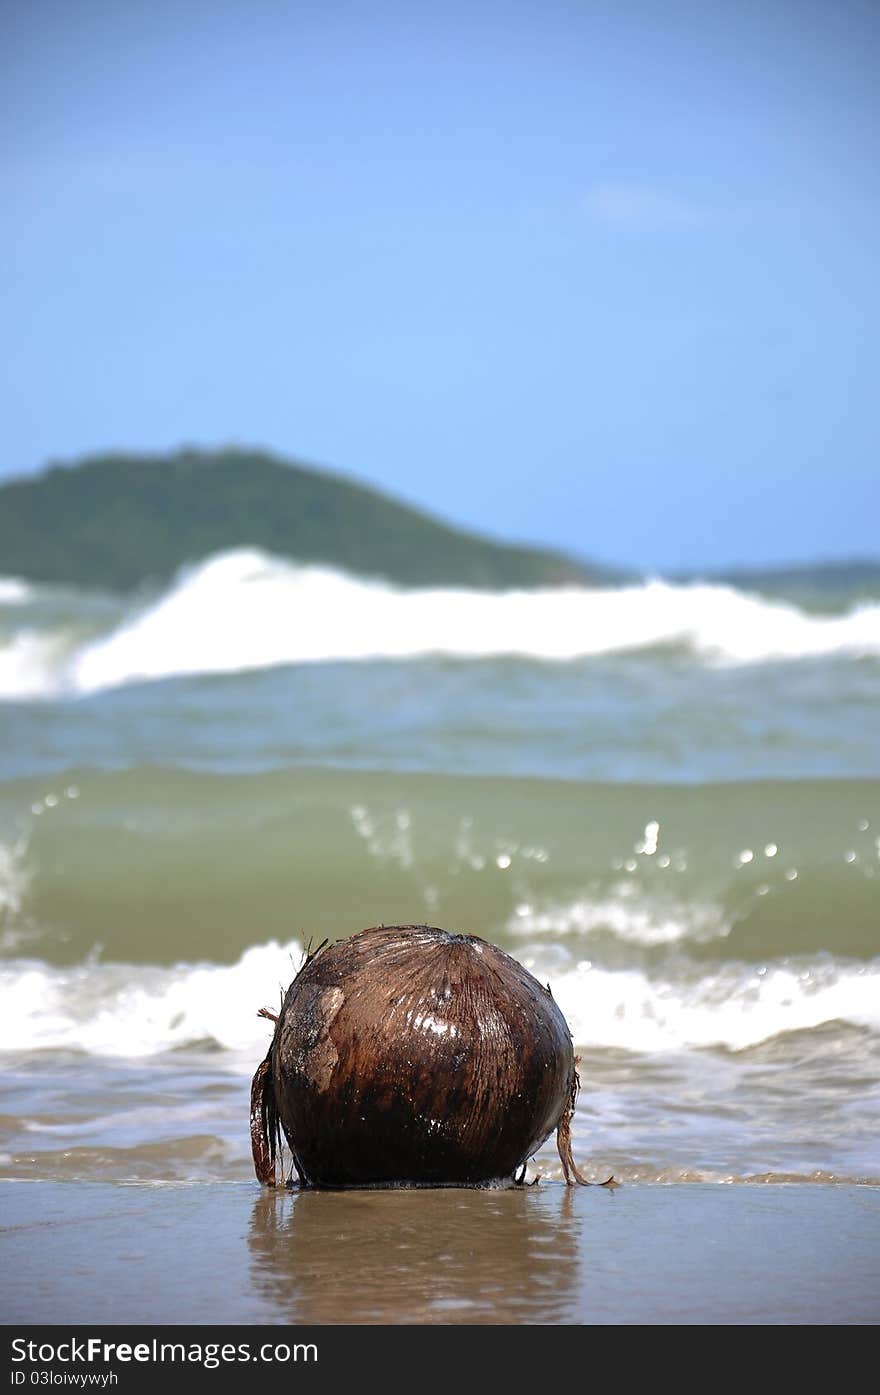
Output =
[
  {"x1": 0, "y1": 940, "x2": 302, "y2": 1060},
  {"x1": 1, "y1": 937, "x2": 878, "y2": 1060},
  {"x1": 0, "y1": 549, "x2": 878, "y2": 698},
  {"x1": 0, "y1": 578, "x2": 31, "y2": 604}
]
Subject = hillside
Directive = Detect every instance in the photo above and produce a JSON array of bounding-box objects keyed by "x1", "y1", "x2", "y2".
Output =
[{"x1": 0, "y1": 448, "x2": 597, "y2": 591}]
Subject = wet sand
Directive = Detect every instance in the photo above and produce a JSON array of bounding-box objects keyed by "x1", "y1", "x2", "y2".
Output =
[{"x1": 2, "y1": 1180, "x2": 879, "y2": 1325}]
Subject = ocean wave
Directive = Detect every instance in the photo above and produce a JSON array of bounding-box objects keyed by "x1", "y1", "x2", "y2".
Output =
[
  {"x1": 0, "y1": 631, "x2": 76, "y2": 701},
  {"x1": 524, "y1": 954, "x2": 880, "y2": 1052},
  {"x1": 0, "y1": 831, "x2": 31, "y2": 931},
  {"x1": 0, "y1": 578, "x2": 31, "y2": 604},
  {"x1": 507, "y1": 882, "x2": 729, "y2": 946},
  {"x1": 2, "y1": 767, "x2": 878, "y2": 964},
  {"x1": 0, "y1": 548, "x2": 878, "y2": 697},
  {"x1": 0, "y1": 940, "x2": 302, "y2": 1060},
  {"x1": 1, "y1": 938, "x2": 878, "y2": 1059}
]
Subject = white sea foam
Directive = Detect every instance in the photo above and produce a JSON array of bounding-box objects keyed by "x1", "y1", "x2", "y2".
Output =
[
  {"x1": 0, "y1": 937, "x2": 878, "y2": 1059},
  {"x1": 0, "y1": 940, "x2": 302, "y2": 1062},
  {"x1": 525, "y1": 956, "x2": 880, "y2": 1052},
  {"x1": 0, "y1": 631, "x2": 72, "y2": 700},
  {"x1": 0, "y1": 578, "x2": 31, "y2": 604},
  {"x1": 0, "y1": 548, "x2": 878, "y2": 698}
]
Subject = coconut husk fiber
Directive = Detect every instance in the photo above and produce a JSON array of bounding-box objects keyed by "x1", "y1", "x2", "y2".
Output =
[{"x1": 251, "y1": 924, "x2": 613, "y2": 1190}]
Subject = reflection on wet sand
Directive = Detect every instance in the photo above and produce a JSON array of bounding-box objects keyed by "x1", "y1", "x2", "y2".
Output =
[{"x1": 248, "y1": 1184, "x2": 590, "y2": 1324}]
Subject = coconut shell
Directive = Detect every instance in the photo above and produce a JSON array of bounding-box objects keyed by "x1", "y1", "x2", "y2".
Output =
[{"x1": 251, "y1": 924, "x2": 600, "y2": 1188}]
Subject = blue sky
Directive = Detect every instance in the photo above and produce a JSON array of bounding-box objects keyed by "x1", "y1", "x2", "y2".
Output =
[{"x1": 2, "y1": 0, "x2": 878, "y2": 571}]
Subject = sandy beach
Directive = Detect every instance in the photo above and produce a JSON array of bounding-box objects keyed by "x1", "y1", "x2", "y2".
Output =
[{"x1": 2, "y1": 1179, "x2": 878, "y2": 1326}]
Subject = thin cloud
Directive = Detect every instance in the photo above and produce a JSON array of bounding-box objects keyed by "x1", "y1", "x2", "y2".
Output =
[{"x1": 584, "y1": 184, "x2": 716, "y2": 228}]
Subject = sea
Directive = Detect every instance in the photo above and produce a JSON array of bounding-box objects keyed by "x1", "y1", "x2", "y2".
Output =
[{"x1": 1, "y1": 547, "x2": 879, "y2": 1187}]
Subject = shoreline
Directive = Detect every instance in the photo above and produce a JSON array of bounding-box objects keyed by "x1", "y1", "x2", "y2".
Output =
[{"x1": 2, "y1": 1179, "x2": 879, "y2": 1325}]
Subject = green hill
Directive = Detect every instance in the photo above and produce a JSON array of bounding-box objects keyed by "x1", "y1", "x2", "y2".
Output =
[{"x1": 0, "y1": 448, "x2": 597, "y2": 591}]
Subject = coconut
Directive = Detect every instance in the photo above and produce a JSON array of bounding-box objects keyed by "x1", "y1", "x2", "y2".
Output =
[{"x1": 251, "y1": 924, "x2": 606, "y2": 1188}]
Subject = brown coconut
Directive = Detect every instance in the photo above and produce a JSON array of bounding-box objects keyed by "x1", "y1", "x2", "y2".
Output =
[{"x1": 251, "y1": 924, "x2": 605, "y2": 1188}]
